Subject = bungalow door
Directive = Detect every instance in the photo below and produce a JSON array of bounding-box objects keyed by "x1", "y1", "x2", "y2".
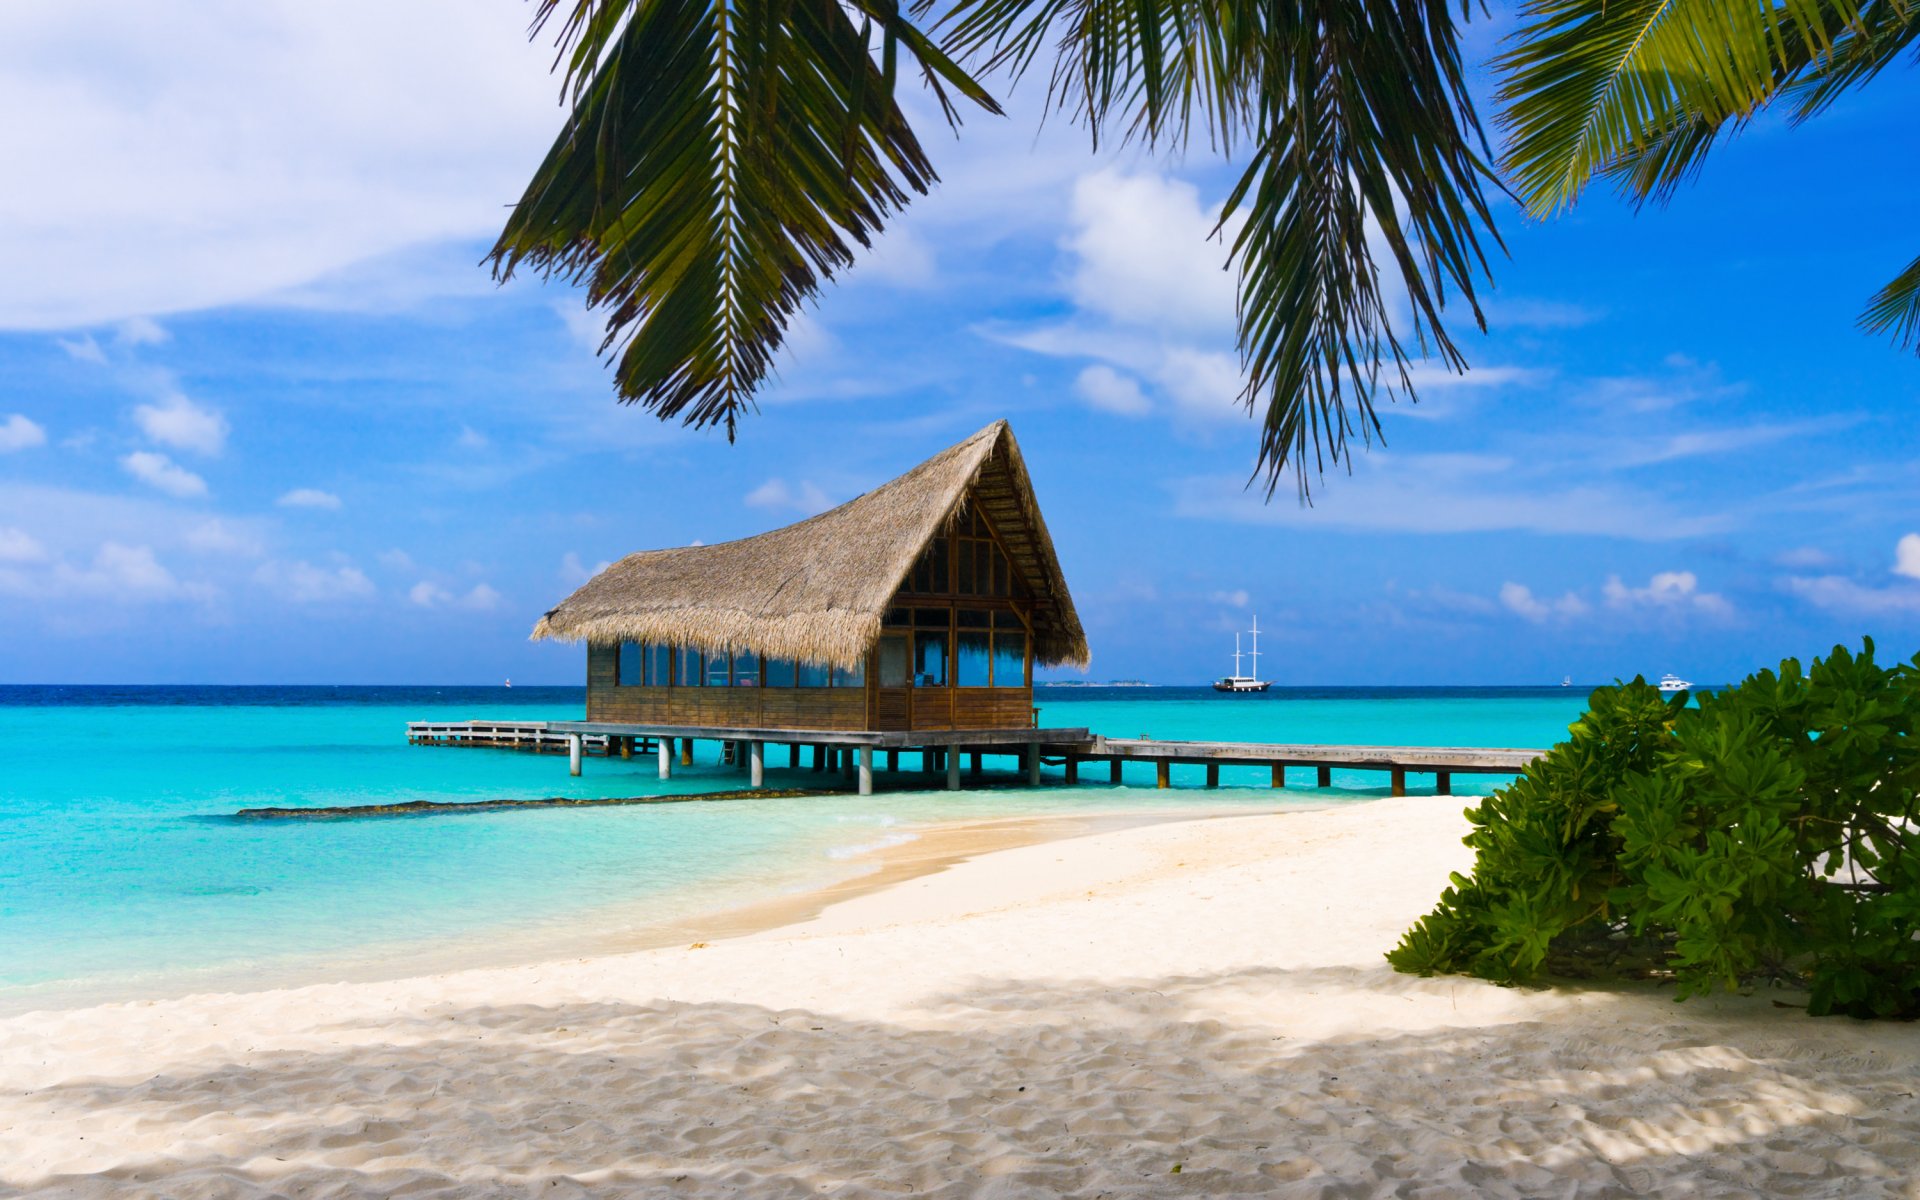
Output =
[{"x1": 873, "y1": 633, "x2": 911, "y2": 730}]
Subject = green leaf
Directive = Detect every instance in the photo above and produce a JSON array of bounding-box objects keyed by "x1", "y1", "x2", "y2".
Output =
[{"x1": 490, "y1": 0, "x2": 1000, "y2": 437}]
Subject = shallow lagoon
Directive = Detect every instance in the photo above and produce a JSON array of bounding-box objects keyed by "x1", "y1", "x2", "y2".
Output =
[{"x1": 0, "y1": 684, "x2": 1590, "y2": 1011}]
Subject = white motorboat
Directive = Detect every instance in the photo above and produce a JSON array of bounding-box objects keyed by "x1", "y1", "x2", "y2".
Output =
[{"x1": 1658, "y1": 673, "x2": 1692, "y2": 693}]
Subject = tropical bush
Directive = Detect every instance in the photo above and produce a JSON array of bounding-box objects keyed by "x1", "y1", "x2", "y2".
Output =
[{"x1": 1388, "y1": 640, "x2": 1920, "y2": 1018}]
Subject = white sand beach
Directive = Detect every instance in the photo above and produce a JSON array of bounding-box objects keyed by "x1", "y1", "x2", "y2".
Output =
[{"x1": 5, "y1": 796, "x2": 1920, "y2": 1198}]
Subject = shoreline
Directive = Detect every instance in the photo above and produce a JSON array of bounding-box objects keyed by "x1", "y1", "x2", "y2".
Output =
[
  {"x1": 7, "y1": 796, "x2": 1920, "y2": 1197},
  {"x1": 0, "y1": 799, "x2": 1313, "y2": 1019}
]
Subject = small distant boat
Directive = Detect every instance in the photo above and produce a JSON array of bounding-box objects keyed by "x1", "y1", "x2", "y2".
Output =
[
  {"x1": 1561, "y1": 675, "x2": 1572, "y2": 687},
  {"x1": 1658, "y1": 673, "x2": 1692, "y2": 693},
  {"x1": 1213, "y1": 615, "x2": 1272, "y2": 693},
  {"x1": 504, "y1": 678, "x2": 513, "y2": 689}
]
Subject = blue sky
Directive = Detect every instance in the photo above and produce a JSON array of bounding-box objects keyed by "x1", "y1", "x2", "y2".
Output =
[{"x1": 1, "y1": 1, "x2": 1916, "y2": 686}]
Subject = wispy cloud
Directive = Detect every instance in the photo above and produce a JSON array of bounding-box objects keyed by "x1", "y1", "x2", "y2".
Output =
[
  {"x1": 119, "y1": 451, "x2": 208, "y2": 499},
  {"x1": 1603, "y1": 571, "x2": 1733, "y2": 619},
  {"x1": 1499, "y1": 581, "x2": 1590, "y2": 623},
  {"x1": 0, "y1": 414, "x2": 47, "y2": 452},
  {"x1": 745, "y1": 478, "x2": 833, "y2": 516},
  {"x1": 1073, "y1": 365, "x2": 1151, "y2": 417},
  {"x1": 1170, "y1": 453, "x2": 1731, "y2": 540},
  {"x1": 253, "y1": 558, "x2": 374, "y2": 603},
  {"x1": 133, "y1": 392, "x2": 228, "y2": 456},
  {"x1": 277, "y1": 488, "x2": 342, "y2": 511}
]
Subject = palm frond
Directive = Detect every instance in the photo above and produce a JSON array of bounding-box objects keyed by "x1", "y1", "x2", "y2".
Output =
[
  {"x1": 939, "y1": 0, "x2": 1503, "y2": 496},
  {"x1": 1229, "y1": 0, "x2": 1502, "y2": 496},
  {"x1": 1497, "y1": 0, "x2": 1857, "y2": 217},
  {"x1": 1861, "y1": 255, "x2": 1920, "y2": 351},
  {"x1": 491, "y1": 0, "x2": 999, "y2": 437},
  {"x1": 1787, "y1": 0, "x2": 1920, "y2": 119}
]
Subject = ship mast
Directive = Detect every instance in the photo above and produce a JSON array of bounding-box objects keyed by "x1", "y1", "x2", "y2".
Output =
[
  {"x1": 1247, "y1": 615, "x2": 1260, "y2": 682},
  {"x1": 1232, "y1": 632, "x2": 1243, "y2": 679}
]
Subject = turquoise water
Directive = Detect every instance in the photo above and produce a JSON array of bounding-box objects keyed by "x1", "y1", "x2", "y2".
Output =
[{"x1": 0, "y1": 685, "x2": 1591, "y2": 1012}]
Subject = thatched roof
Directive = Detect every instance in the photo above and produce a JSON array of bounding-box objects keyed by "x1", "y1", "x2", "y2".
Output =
[{"x1": 532, "y1": 420, "x2": 1089, "y2": 669}]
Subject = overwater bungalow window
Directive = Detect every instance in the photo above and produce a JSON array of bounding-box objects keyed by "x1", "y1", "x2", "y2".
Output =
[
  {"x1": 677, "y1": 646, "x2": 704, "y2": 687},
  {"x1": 765, "y1": 658, "x2": 796, "y2": 688},
  {"x1": 906, "y1": 538, "x2": 949, "y2": 594},
  {"x1": 833, "y1": 656, "x2": 866, "y2": 688},
  {"x1": 732, "y1": 649, "x2": 759, "y2": 687},
  {"x1": 796, "y1": 659, "x2": 830, "y2": 687},
  {"x1": 648, "y1": 644, "x2": 672, "y2": 686},
  {"x1": 955, "y1": 610, "x2": 991, "y2": 687},
  {"x1": 706, "y1": 651, "x2": 732, "y2": 687},
  {"x1": 914, "y1": 631, "x2": 949, "y2": 687},
  {"x1": 618, "y1": 642, "x2": 644, "y2": 686},
  {"x1": 993, "y1": 612, "x2": 1027, "y2": 688}
]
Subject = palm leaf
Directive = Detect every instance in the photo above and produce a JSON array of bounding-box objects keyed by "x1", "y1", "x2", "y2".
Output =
[
  {"x1": 491, "y1": 0, "x2": 999, "y2": 436},
  {"x1": 939, "y1": 0, "x2": 1503, "y2": 496},
  {"x1": 1861, "y1": 255, "x2": 1920, "y2": 351},
  {"x1": 1497, "y1": 0, "x2": 1857, "y2": 217}
]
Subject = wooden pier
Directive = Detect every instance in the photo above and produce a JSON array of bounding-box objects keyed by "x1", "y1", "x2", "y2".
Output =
[
  {"x1": 410, "y1": 718, "x2": 1544, "y2": 799},
  {"x1": 1065, "y1": 737, "x2": 1543, "y2": 796}
]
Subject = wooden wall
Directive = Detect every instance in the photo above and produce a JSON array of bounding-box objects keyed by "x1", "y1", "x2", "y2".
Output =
[{"x1": 587, "y1": 645, "x2": 870, "y2": 730}]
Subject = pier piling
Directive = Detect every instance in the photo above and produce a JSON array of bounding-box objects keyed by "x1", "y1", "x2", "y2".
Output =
[
  {"x1": 568, "y1": 734, "x2": 582, "y2": 777},
  {"x1": 858, "y1": 747, "x2": 875, "y2": 796},
  {"x1": 749, "y1": 741, "x2": 764, "y2": 788},
  {"x1": 657, "y1": 738, "x2": 672, "y2": 781}
]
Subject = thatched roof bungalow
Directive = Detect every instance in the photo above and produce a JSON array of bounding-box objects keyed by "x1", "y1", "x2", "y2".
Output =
[{"x1": 536, "y1": 420, "x2": 1086, "y2": 734}]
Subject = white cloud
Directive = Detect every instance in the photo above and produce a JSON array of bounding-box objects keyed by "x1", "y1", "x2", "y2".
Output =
[
  {"x1": 560, "y1": 551, "x2": 612, "y2": 586},
  {"x1": 1065, "y1": 170, "x2": 1238, "y2": 336},
  {"x1": 132, "y1": 392, "x2": 228, "y2": 456},
  {"x1": 0, "y1": 413, "x2": 47, "y2": 452},
  {"x1": 745, "y1": 478, "x2": 833, "y2": 515},
  {"x1": 56, "y1": 335, "x2": 107, "y2": 365},
  {"x1": 1170, "y1": 454, "x2": 1731, "y2": 540},
  {"x1": 1602, "y1": 571, "x2": 1732, "y2": 618},
  {"x1": 115, "y1": 316, "x2": 168, "y2": 347},
  {"x1": 378, "y1": 548, "x2": 417, "y2": 572},
  {"x1": 119, "y1": 450, "x2": 208, "y2": 498},
  {"x1": 1782, "y1": 574, "x2": 1920, "y2": 615},
  {"x1": 1155, "y1": 348, "x2": 1246, "y2": 421},
  {"x1": 0, "y1": 1, "x2": 561, "y2": 329},
  {"x1": 277, "y1": 488, "x2": 342, "y2": 510},
  {"x1": 410, "y1": 580, "x2": 501, "y2": 610},
  {"x1": 455, "y1": 425, "x2": 490, "y2": 451},
  {"x1": 1210, "y1": 589, "x2": 1250, "y2": 608},
  {"x1": 460, "y1": 582, "x2": 502, "y2": 611},
  {"x1": 1775, "y1": 546, "x2": 1835, "y2": 569},
  {"x1": 183, "y1": 519, "x2": 263, "y2": 556},
  {"x1": 1895, "y1": 533, "x2": 1920, "y2": 581},
  {"x1": 254, "y1": 558, "x2": 374, "y2": 603},
  {"x1": 1073, "y1": 365, "x2": 1151, "y2": 416},
  {"x1": 860, "y1": 225, "x2": 936, "y2": 287},
  {"x1": 1499, "y1": 581, "x2": 1590, "y2": 624},
  {"x1": 1485, "y1": 298, "x2": 1603, "y2": 330},
  {"x1": 0, "y1": 541, "x2": 214, "y2": 604},
  {"x1": 0, "y1": 527, "x2": 47, "y2": 563}
]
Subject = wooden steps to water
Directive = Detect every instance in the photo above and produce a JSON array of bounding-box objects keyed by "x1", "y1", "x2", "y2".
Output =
[{"x1": 405, "y1": 720, "x2": 651, "y2": 757}]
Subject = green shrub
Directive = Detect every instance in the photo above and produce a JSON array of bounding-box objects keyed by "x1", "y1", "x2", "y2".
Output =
[{"x1": 1388, "y1": 640, "x2": 1920, "y2": 1018}]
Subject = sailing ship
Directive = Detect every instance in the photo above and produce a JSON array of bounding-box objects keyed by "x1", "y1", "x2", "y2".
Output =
[{"x1": 1212, "y1": 615, "x2": 1272, "y2": 693}]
